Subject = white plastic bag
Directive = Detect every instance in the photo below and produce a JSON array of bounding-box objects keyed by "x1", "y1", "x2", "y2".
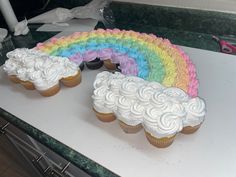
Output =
[
  {"x1": 28, "y1": 8, "x2": 73, "y2": 24},
  {"x1": 28, "y1": 0, "x2": 114, "y2": 28},
  {"x1": 71, "y1": 0, "x2": 110, "y2": 21}
]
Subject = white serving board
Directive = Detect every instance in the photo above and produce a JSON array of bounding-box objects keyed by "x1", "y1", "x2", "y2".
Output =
[{"x1": 0, "y1": 46, "x2": 236, "y2": 177}]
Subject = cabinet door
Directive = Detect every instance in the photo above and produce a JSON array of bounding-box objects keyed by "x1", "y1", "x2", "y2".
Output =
[
  {"x1": 0, "y1": 117, "x2": 43, "y2": 177},
  {"x1": 0, "y1": 116, "x2": 90, "y2": 177}
]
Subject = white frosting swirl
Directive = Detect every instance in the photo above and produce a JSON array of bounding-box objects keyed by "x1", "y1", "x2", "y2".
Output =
[
  {"x1": 104, "y1": 91, "x2": 117, "y2": 111},
  {"x1": 143, "y1": 106, "x2": 183, "y2": 138},
  {"x1": 116, "y1": 96, "x2": 132, "y2": 115},
  {"x1": 123, "y1": 75, "x2": 145, "y2": 83},
  {"x1": 92, "y1": 85, "x2": 111, "y2": 113},
  {"x1": 137, "y1": 85, "x2": 155, "y2": 105},
  {"x1": 147, "y1": 81, "x2": 165, "y2": 91},
  {"x1": 62, "y1": 59, "x2": 79, "y2": 77},
  {"x1": 120, "y1": 81, "x2": 138, "y2": 99},
  {"x1": 6, "y1": 48, "x2": 29, "y2": 59},
  {"x1": 111, "y1": 72, "x2": 125, "y2": 79},
  {"x1": 93, "y1": 71, "x2": 110, "y2": 89},
  {"x1": 28, "y1": 70, "x2": 41, "y2": 81},
  {"x1": 108, "y1": 79, "x2": 123, "y2": 94},
  {"x1": 157, "y1": 112, "x2": 183, "y2": 136},
  {"x1": 163, "y1": 87, "x2": 189, "y2": 102},
  {"x1": 183, "y1": 97, "x2": 206, "y2": 126},
  {"x1": 3, "y1": 60, "x2": 17, "y2": 75},
  {"x1": 151, "y1": 92, "x2": 174, "y2": 111},
  {"x1": 16, "y1": 68, "x2": 27, "y2": 81},
  {"x1": 129, "y1": 103, "x2": 145, "y2": 125},
  {"x1": 115, "y1": 96, "x2": 133, "y2": 123}
]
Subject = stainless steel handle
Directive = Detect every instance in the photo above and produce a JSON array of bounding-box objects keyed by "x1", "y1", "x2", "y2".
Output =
[
  {"x1": 49, "y1": 162, "x2": 71, "y2": 177},
  {"x1": 32, "y1": 153, "x2": 49, "y2": 176},
  {"x1": 61, "y1": 162, "x2": 70, "y2": 173},
  {"x1": 0, "y1": 122, "x2": 10, "y2": 134}
]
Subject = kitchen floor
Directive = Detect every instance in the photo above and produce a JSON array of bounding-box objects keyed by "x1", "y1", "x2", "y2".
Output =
[{"x1": 0, "y1": 134, "x2": 39, "y2": 177}]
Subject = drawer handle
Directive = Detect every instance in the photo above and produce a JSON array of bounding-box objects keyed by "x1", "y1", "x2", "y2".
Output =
[{"x1": 0, "y1": 122, "x2": 10, "y2": 134}]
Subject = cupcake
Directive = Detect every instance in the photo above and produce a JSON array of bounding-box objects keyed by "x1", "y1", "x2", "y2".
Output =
[
  {"x1": 86, "y1": 58, "x2": 104, "y2": 70},
  {"x1": 83, "y1": 50, "x2": 103, "y2": 70},
  {"x1": 181, "y1": 97, "x2": 206, "y2": 134},
  {"x1": 60, "y1": 70, "x2": 81, "y2": 87},
  {"x1": 60, "y1": 60, "x2": 81, "y2": 87},
  {"x1": 92, "y1": 85, "x2": 115, "y2": 122},
  {"x1": 8, "y1": 75, "x2": 22, "y2": 84},
  {"x1": 104, "y1": 91, "x2": 117, "y2": 110},
  {"x1": 20, "y1": 80, "x2": 35, "y2": 90},
  {"x1": 20, "y1": 68, "x2": 37, "y2": 90},
  {"x1": 33, "y1": 72, "x2": 60, "y2": 97},
  {"x1": 143, "y1": 106, "x2": 184, "y2": 148},
  {"x1": 98, "y1": 48, "x2": 115, "y2": 70},
  {"x1": 16, "y1": 68, "x2": 35, "y2": 90},
  {"x1": 93, "y1": 71, "x2": 111, "y2": 89},
  {"x1": 103, "y1": 59, "x2": 116, "y2": 70},
  {"x1": 3, "y1": 60, "x2": 21, "y2": 83},
  {"x1": 38, "y1": 83, "x2": 60, "y2": 97},
  {"x1": 115, "y1": 96, "x2": 142, "y2": 133},
  {"x1": 31, "y1": 60, "x2": 63, "y2": 96}
]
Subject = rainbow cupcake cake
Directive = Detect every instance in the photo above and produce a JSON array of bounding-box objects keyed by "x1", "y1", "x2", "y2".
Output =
[{"x1": 36, "y1": 29, "x2": 198, "y2": 97}]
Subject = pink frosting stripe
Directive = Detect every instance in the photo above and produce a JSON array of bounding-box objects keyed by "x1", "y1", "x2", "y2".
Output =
[{"x1": 176, "y1": 47, "x2": 198, "y2": 97}]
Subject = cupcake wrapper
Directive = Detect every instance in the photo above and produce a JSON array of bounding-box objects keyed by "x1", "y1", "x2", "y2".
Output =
[
  {"x1": 103, "y1": 59, "x2": 116, "y2": 70},
  {"x1": 61, "y1": 71, "x2": 81, "y2": 87},
  {"x1": 86, "y1": 59, "x2": 103, "y2": 70},
  {"x1": 119, "y1": 120, "x2": 142, "y2": 134},
  {"x1": 39, "y1": 84, "x2": 60, "y2": 97},
  {"x1": 21, "y1": 81, "x2": 35, "y2": 90},
  {"x1": 181, "y1": 124, "x2": 202, "y2": 134},
  {"x1": 8, "y1": 75, "x2": 22, "y2": 84},
  {"x1": 93, "y1": 109, "x2": 116, "y2": 122},
  {"x1": 145, "y1": 131, "x2": 176, "y2": 148}
]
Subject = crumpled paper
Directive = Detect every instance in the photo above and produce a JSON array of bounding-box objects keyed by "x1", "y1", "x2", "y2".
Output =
[
  {"x1": 0, "y1": 28, "x2": 8, "y2": 49},
  {"x1": 28, "y1": 0, "x2": 112, "y2": 26},
  {"x1": 14, "y1": 19, "x2": 30, "y2": 36},
  {"x1": 0, "y1": 28, "x2": 8, "y2": 42}
]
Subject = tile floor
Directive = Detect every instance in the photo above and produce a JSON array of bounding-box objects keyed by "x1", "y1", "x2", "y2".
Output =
[{"x1": 0, "y1": 134, "x2": 39, "y2": 177}]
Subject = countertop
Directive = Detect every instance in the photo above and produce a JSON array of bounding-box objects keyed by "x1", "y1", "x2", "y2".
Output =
[
  {"x1": 1, "y1": 6, "x2": 236, "y2": 175},
  {"x1": 1, "y1": 44, "x2": 236, "y2": 176}
]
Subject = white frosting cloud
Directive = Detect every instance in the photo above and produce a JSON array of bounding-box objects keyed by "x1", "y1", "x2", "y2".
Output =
[
  {"x1": 92, "y1": 71, "x2": 206, "y2": 138},
  {"x1": 3, "y1": 48, "x2": 79, "y2": 90}
]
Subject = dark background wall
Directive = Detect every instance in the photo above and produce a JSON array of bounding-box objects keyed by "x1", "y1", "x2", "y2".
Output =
[{"x1": 0, "y1": 0, "x2": 92, "y2": 29}]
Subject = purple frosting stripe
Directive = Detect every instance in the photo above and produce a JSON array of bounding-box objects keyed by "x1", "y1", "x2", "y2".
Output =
[
  {"x1": 97, "y1": 48, "x2": 113, "y2": 60},
  {"x1": 69, "y1": 52, "x2": 83, "y2": 64},
  {"x1": 83, "y1": 50, "x2": 98, "y2": 62},
  {"x1": 70, "y1": 48, "x2": 139, "y2": 76}
]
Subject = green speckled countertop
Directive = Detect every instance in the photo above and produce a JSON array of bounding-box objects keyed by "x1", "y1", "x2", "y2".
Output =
[{"x1": 1, "y1": 2, "x2": 236, "y2": 176}]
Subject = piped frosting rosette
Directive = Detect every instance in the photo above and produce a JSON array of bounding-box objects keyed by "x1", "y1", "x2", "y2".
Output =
[
  {"x1": 36, "y1": 29, "x2": 198, "y2": 97},
  {"x1": 92, "y1": 71, "x2": 206, "y2": 148}
]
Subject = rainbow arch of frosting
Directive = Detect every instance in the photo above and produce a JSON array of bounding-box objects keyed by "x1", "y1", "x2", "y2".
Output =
[{"x1": 36, "y1": 29, "x2": 198, "y2": 97}]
